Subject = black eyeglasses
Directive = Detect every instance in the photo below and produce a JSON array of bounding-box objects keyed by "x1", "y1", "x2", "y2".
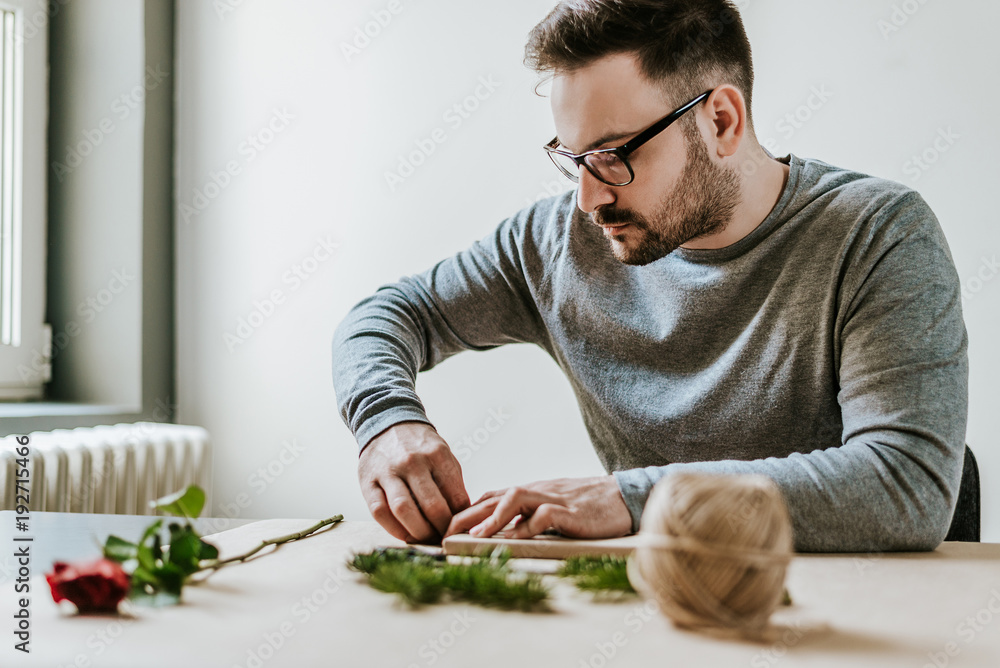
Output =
[{"x1": 543, "y1": 90, "x2": 713, "y2": 187}]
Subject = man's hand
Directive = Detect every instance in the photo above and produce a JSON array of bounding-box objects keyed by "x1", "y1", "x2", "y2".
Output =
[
  {"x1": 359, "y1": 421, "x2": 471, "y2": 543},
  {"x1": 444, "y1": 476, "x2": 633, "y2": 540}
]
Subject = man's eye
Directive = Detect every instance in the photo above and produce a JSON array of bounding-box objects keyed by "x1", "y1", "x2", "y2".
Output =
[{"x1": 589, "y1": 153, "x2": 618, "y2": 165}]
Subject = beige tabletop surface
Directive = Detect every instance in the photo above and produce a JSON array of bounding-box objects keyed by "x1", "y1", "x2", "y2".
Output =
[{"x1": 2, "y1": 517, "x2": 1000, "y2": 668}]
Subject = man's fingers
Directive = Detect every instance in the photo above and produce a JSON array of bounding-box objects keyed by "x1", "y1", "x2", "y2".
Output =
[
  {"x1": 357, "y1": 422, "x2": 477, "y2": 543},
  {"x1": 445, "y1": 497, "x2": 501, "y2": 537},
  {"x1": 407, "y1": 469, "x2": 456, "y2": 537},
  {"x1": 380, "y1": 476, "x2": 438, "y2": 543},
  {"x1": 509, "y1": 504, "x2": 572, "y2": 539},
  {"x1": 432, "y1": 454, "x2": 471, "y2": 514},
  {"x1": 470, "y1": 488, "x2": 554, "y2": 538},
  {"x1": 362, "y1": 484, "x2": 416, "y2": 543},
  {"x1": 471, "y1": 488, "x2": 505, "y2": 505}
]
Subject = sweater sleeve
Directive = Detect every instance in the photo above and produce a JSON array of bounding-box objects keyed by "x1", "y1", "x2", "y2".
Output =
[
  {"x1": 332, "y1": 208, "x2": 549, "y2": 452},
  {"x1": 614, "y1": 192, "x2": 969, "y2": 552}
]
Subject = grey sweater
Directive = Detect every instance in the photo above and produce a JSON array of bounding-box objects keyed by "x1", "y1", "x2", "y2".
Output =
[{"x1": 332, "y1": 153, "x2": 969, "y2": 552}]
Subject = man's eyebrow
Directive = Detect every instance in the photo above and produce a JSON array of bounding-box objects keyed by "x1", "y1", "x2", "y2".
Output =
[{"x1": 556, "y1": 129, "x2": 639, "y2": 154}]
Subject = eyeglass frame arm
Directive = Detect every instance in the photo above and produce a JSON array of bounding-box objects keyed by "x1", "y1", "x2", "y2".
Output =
[{"x1": 542, "y1": 89, "x2": 714, "y2": 180}]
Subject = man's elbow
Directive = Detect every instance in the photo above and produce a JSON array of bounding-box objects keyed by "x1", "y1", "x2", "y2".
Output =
[
  {"x1": 881, "y1": 483, "x2": 957, "y2": 552},
  {"x1": 792, "y1": 479, "x2": 957, "y2": 553}
]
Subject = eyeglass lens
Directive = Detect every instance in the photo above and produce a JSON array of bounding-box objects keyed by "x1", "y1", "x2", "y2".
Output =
[{"x1": 549, "y1": 150, "x2": 631, "y2": 185}]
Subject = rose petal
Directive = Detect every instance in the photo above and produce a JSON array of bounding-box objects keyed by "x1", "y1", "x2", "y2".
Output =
[{"x1": 45, "y1": 558, "x2": 130, "y2": 613}]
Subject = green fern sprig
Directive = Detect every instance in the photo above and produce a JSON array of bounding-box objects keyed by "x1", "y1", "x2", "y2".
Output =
[{"x1": 557, "y1": 555, "x2": 636, "y2": 594}]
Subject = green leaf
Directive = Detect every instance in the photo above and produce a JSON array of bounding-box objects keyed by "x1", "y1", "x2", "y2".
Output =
[
  {"x1": 130, "y1": 566, "x2": 182, "y2": 607},
  {"x1": 151, "y1": 485, "x2": 206, "y2": 519},
  {"x1": 137, "y1": 540, "x2": 156, "y2": 572},
  {"x1": 198, "y1": 538, "x2": 219, "y2": 561},
  {"x1": 150, "y1": 563, "x2": 186, "y2": 596},
  {"x1": 139, "y1": 519, "x2": 164, "y2": 549},
  {"x1": 134, "y1": 520, "x2": 163, "y2": 571},
  {"x1": 131, "y1": 565, "x2": 161, "y2": 587},
  {"x1": 104, "y1": 535, "x2": 138, "y2": 562},
  {"x1": 130, "y1": 561, "x2": 186, "y2": 603},
  {"x1": 167, "y1": 523, "x2": 204, "y2": 575},
  {"x1": 165, "y1": 522, "x2": 220, "y2": 574}
]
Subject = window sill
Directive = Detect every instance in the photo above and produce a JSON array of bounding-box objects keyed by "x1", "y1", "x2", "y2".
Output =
[
  {"x1": 0, "y1": 402, "x2": 147, "y2": 436},
  {"x1": 0, "y1": 401, "x2": 138, "y2": 418}
]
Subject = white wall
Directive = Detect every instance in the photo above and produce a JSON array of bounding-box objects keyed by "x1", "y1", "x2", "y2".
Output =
[
  {"x1": 47, "y1": 0, "x2": 145, "y2": 408},
  {"x1": 176, "y1": 0, "x2": 1000, "y2": 541}
]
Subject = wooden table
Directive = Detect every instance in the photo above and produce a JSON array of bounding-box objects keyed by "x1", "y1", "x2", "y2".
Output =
[{"x1": 2, "y1": 513, "x2": 999, "y2": 667}]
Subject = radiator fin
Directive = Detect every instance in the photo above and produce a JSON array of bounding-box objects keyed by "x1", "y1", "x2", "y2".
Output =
[{"x1": 0, "y1": 423, "x2": 211, "y2": 516}]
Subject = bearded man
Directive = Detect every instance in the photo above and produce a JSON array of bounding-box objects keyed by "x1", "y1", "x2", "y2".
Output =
[{"x1": 332, "y1": 0, "x2": 968, "y2": 552}]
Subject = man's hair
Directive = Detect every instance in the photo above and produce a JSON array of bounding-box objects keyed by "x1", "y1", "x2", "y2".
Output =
[{"x1": 524, "y1": 0, "x2": 755, "y2": 129}]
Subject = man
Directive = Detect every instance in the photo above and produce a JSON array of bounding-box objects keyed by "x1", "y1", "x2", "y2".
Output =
[{"x1": 332, "y1": 0, "x2": 967, "y2": 552}]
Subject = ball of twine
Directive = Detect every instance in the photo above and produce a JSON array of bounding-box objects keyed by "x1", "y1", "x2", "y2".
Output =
[{"x1": 627, "y1": 472, "x2": 794, "y2": 640}]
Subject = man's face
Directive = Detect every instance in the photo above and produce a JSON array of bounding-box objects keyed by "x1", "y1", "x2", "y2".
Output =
[{"x1": 550, "y1": 53, "x2": 741, "y2": 265}]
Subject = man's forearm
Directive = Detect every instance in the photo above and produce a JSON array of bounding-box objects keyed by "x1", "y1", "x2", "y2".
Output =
[
  {"x1": 333, "y1": 211, "x2": 548, "y2": 452},
  {"x1": 614, "y1": 432, "x2": 964, "y2": 552},
  {"x1": 333, "y1": 284, "x2": 434, "y2": 451}
]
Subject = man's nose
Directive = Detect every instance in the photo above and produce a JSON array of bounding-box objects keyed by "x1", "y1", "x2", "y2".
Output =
[{"x1": 575, "y1": 167, "x2": 616, "y2": 214}]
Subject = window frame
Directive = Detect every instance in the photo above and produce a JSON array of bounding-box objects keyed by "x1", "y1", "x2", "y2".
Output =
[
  {"x1": 0, "y1": 0, "x2": 48, "y2": 400},
  {"x1": 0, "y1": 0, "x2": 176, "y2": 433}
]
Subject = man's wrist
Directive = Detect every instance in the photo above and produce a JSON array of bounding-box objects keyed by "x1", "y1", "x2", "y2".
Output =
[
  {"x1": 357, "y1": 413, "x2": 435, "y2": 455},
  {"x1": 612, "y1": 469, "x2": 655, "y2": 534}
]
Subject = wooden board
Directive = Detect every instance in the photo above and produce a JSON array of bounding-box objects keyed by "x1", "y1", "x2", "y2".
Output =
[{"x1": 442, "y1": 531, "x2": 642, "y2": 559}]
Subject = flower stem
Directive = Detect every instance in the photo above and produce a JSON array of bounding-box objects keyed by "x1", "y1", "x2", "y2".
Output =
[{"x1": 198, "y1": 515, "x2": 344, "y2": 574}]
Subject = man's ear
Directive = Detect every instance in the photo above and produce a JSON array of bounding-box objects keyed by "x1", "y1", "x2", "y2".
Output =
[{"x1": 702, "y1": 85, "x2": 746, "y2": 159}]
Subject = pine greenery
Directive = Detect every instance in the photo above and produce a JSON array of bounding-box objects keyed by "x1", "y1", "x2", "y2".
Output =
[
  {"x1": 349, "y1": 549, "x2": 793, "y2": 610},
  {"x1": 349, "y1": 547, "x2": 549, "y2": 611},
  {"x1": 557, "y1": 555, "x2": 636, "y2": 594}
]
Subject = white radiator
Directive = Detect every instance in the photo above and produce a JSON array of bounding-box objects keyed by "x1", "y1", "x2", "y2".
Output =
[{"x1": 0, "y1": 423, "x2": 211, "y2": 515}]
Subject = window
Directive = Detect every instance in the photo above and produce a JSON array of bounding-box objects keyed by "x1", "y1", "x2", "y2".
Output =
[
  {"x1": 0, "y1": 0, "x2": 175, "y2": 433},
  {"x1": 0, "y1": 0, "x2": 47, "y2": 401}
]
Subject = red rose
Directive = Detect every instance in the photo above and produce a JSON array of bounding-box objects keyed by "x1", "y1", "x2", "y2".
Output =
[{"x1": 45, "y1": 558, "x2": 131, "y2": 613}]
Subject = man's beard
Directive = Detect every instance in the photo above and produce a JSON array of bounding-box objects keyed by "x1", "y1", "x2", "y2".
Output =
[{"x1": 591, "y1": 128, "x2": 742, "y2": 266}]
